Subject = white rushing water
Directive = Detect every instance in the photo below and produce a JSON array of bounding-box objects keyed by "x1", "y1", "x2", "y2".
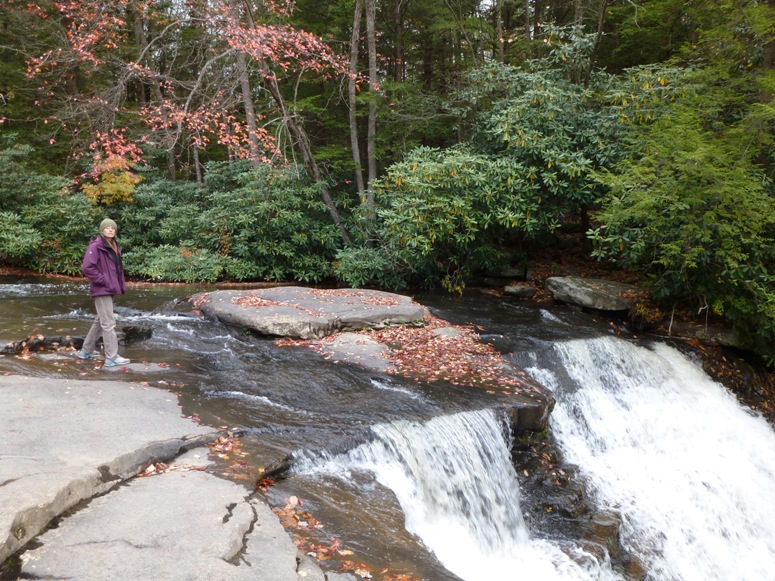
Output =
[
  {"x1": 529, "y1": 336, "x2": 775, "y2": 581},
  {"x1": 302, "y1": 409, "x2": 621, "y2": 581}
]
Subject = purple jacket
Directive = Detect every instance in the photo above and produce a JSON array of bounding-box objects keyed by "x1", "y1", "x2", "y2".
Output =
[{"x1": 82, "y1": 235, "x2": 126, "y2": 297}]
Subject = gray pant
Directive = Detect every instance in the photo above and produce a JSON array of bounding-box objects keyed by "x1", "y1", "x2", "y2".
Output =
[{"x1": 82, "y1": 295, "x2": 119, "y2": 360}]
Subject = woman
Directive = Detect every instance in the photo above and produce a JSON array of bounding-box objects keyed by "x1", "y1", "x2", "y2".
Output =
[{"x1": 78, "y1": 218, "x2": 131, "y2": 367}]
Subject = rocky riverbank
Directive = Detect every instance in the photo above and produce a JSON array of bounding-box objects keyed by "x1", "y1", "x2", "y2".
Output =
[{"x1": 0, "y1": 374, "x2": 355, "y2": 581}]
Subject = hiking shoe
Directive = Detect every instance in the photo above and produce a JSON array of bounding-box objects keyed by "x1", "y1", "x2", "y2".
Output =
[
  {"x1": 77, "y1": 349, "x2": 101, "y2": 360},
  {"x1": 104, "y1": 355, "x2": 130, "y2": 367}
]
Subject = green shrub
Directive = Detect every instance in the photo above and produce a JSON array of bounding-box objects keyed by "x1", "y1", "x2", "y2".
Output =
[
  {"x1": 0, "y1": 143, "x2": 69, "y2": 211},
  {"x1": 0, "y1": 141, "x2": 96, "y2": 274},
  {"x1": 26, "y1": 190, "x2": 97, "y2": 274},
  {"x1": 590, "y1": 96, "x2": 775, "y2": 364},
  {"x1": 116, "y1": 163, "x2": 339, "y2": 283},
  {"x1": 0, "y1": 211, "x2": 41, "y2": 262},
  {"x1": 124, "y1": 245, "x2": 232, "y2": 283},
  {"x1": 362, "y1": 28, "x2": 682, "y2": 290},
  {"x1": 334, "y1": 246, "x2": 407, "y2": 290}
]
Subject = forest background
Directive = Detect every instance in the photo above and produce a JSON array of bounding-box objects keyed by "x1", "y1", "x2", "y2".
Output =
[{"x1": 0, "y1": 0, "x2": 773, "y2": 364}]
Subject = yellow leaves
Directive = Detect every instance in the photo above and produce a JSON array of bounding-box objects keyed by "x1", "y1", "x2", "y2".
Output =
[{"x1": 82, "y1": 170, "x2": 142, "y2": 205}]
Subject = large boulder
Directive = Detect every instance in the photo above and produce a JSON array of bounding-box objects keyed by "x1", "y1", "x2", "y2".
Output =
[
  {"x1": 190, "y1": 286, "x2": 428, "y2": 339},
  {"x1": 545, "y1": 277, "x2": 636, "y2": 312},
  {"x1": 668, "y1": 322, "x2": 745, "y2": 350}
]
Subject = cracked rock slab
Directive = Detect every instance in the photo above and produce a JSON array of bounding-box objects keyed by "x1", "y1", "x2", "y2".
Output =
[
  {"x1": 21, "y1": 450, "x2": 347, "y2": 581},
  {"x1": 0, "y1": 375, "x2": 218, "y2": 561},
  {"x1": 21, "y1": 468, "x2": 256, "y2": 580},
  {"x1": 190, "y1": 286, "x2": 428, "y2": 340}
]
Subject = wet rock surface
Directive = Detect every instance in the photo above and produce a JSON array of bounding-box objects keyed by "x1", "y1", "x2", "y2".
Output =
[
  {"x1": 324, "y1": 332, "x2": 393, "y2": 372},
  {"x1": 194, "y1": 286, "x2": 555, "y2": 434},
  {"x1": 545, "y1": 276, "x2": 637, "y2": 312},
  {"x1": 667, "y1": 321, "x2": 744, "y2": 349},
  {"x1": 190, "y1": 286, "x2": 428, "y2": 339},
  {"x1": 512, "y1": 434, "x2": 645, "y2": 580},
  {"x1": 1, "y1": 324, "x2": 152, "y2": 355}
]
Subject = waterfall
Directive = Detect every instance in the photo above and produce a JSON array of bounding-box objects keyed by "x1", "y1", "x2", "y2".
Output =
[
  {"x1": 300, "y1": 409, "x2": 621, "y2": 581},
  {"x1": 528, "y1": 336, "x2": 775, "y2": 581}
]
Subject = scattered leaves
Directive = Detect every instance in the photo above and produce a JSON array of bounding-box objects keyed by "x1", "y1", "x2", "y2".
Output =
[{"x1": 280, "y1": 314, "x2": 547, "y2": 398}]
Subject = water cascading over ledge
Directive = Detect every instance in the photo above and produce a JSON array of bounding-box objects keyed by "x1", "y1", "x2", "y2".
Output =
[
  {"x1": 525, "y1": 335, "x2": 775, "y2": 581},
  {"x1": 298, "y1": 409, "x2": 622, "y2": 581}
]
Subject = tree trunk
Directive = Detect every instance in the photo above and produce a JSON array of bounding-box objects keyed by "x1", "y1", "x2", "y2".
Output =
[
  {"x1": 261, "y1": 61, "x2": 351, "y2": 243},
  {"x1": 524, "y1": 0, "x2": 531, "y2": 39},
  {"x1": 534, "y1": 0, "x2": 542, "y2": 33},
  {"x1": 132, "y1": 0, "x2": 175, "y2": 178},
  {"x1": 583, "y1": 0, "x2": 607, "y2": 89},
  {"x1": 349, "y1": 0, "x2": 366, "y2": 196},
  {"x1": 765, "y1": 0, "x2": 775, "y2": 70},
  {"x1": 574, "y1": 0, "x2": 583, "y2": 26},
  {"x1": 443, "y1": 0, "x2": 479, "y2": 66},
  {"x1": 394, "y1": 0, "x2": 405, "y2": 82},
  {"x1": 132, "y1": 9, "x2": 147, "y2": 106},
  {"x1": 238, "y1": 1, "x2": 349, "y2": 240},
  {"x1": 149, "y1": 80, "x2": 176, "y2": 179},
  {"x1": 495, "y1": 0, "x2": 504, "y2": 62},
  {"x1": 231, "y1": 0, "x2": 261, "y2": 162},
  {"x1": 192, "y1": 140, "x2": 203, "y2": 183},
  {"x1": 366, "y1": 0, "x2": 378, "y2": 217},
  {"x1": 236, "y1": 50, "x2": 262, "y2": 161}
]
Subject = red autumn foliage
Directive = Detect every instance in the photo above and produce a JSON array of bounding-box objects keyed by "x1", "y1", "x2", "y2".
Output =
[{"x1": 23, "y1": 0, "x2": 349, "y2": 177}]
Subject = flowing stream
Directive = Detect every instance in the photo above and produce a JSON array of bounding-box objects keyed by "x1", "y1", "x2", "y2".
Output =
[
  {"x1": 522, "y1": 336, "x2": 775, "y2": 581},
  {"x1": 297, "y1": 409, "x2": 620, "y2": 581},
  {"x1": 1, "y1": 278, "x2": 774, "y2": 580}
]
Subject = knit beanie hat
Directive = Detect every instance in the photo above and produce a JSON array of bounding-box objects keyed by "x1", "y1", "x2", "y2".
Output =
[{"x1": 100, "y1": 218, "x2": 118, "y2": 233}]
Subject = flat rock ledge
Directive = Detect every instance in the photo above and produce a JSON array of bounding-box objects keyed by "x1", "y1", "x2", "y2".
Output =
[
  {"x1": 20, "y1": 450, "x2": 343, "y2": 581},
  {"x1": 545, "y1": 276, "x2": 637, "y2": 312},
  {"x1": 192, "y1": 286, "x2": 553, "y2": 434},
  {"x1": 190, "y1": 286, "x2": 428, "y2": 340},
  {"x1": 1, "y1": 375, "x2": 347, "y2": 581}
]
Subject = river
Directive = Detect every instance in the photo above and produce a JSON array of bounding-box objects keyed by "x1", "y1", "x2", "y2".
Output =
[{"x1": 2, "y1": 276, "x2": 774, "y2": 580}]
